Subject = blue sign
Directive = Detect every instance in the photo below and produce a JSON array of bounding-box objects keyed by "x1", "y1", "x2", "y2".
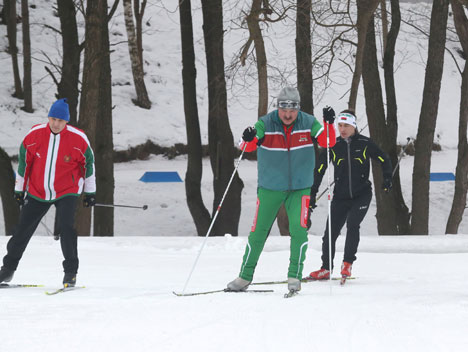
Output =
[
  {"x1": 139, "y1": 171, "x2": 183, "y2": 183},
  {"x1": 429, "y1": 172, "x2": 455, "y2": 181}
]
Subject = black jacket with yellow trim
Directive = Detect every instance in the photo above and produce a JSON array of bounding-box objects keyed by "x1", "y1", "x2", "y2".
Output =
[{"x1": 312, "y1": 133, "x2": 392, "y2": 200}]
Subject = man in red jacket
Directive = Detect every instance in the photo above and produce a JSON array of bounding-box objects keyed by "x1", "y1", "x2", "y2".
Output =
[{"x1": 0, "y1": 98, "x2": 96, "y2": 287}]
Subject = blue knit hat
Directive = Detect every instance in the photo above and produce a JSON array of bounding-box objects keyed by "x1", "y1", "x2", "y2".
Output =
[{"x1": 48, "y1": 98, "x2": 70, "y2": 122}]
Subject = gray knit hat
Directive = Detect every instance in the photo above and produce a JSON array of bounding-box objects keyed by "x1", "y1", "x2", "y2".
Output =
[{"x1": 277, "y1": 87, "x2": 300, "y2": 109}]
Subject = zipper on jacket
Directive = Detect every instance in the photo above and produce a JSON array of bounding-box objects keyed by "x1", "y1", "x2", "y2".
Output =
[
  {"x1": 47, "y1": 135, "x2": 57, "y2": 200},
  {"x1": 283, "y1": 124, "x2": 292, "y2": 191},
  {"x1": 346, "y1": 138, "x2": 353, "y2": 198}
]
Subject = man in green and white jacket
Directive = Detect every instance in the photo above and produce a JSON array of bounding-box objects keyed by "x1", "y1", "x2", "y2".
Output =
[{"x1": 227, "y1": 87, "x2": 336, "y2": 293}]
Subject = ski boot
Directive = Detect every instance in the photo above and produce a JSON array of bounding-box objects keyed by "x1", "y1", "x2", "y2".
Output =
[
  {"x1": 63, "y1": 273, "x2": 77, "y2": 288},
  {"x1": 340, "y1": 262, "x2": 352, "y2": 285},
  {"x1": 284, "y1": 278, "x2": 301, "y2": 298},
  {"x1": 0, "y1": 267, "x2": 14, "y2": 283},
  {"x1": 226, "y1": 277, "x2": 251, "y2": 292},
  {"x1": 304, "y1": 268, "x2": 330, "y2": 281}
]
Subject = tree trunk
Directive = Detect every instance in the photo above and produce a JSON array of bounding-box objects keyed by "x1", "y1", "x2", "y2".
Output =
[
  {"x1": 179, "y1": 0, "x2": 211, "y2": 236},
  {"x1": 134, "y1": 0, "x2": 146, "y2": 68},
  {"x1": 348, "y1": 0, "x2": 380, "y2": 110},
  {"x1": 77, "y1": 0, "x2": 114, "y2": 236},
  {"x1": 0, "y1": 147, "x2": 20, "y2": 236},
  {"x1": 296, "y1": 0, "x2": 313, "y2": 115},
  {"x1": 57, "y1": 0, "x2": 80, "y2": 125},
  {"x1": 380, "y1": 0, "x2": 388, "y2": 60},
  {"x1": 122, "y1": 0, "x2": 151, "y2": 109},
  {"x1": 5, "y1": 0, "x2": 23, "y2": 98},
  {"x1": 410, "y1": 0, "x2": 449, "y2": 235},
  {"x1": 201, "y1": 0, "x2": 244, "y2": 236},
  {"x1": 445, "y1": 0, "x2": 468, "y2": 234},
  {"x1": 21, "y1": 0, "x2": 32, "y2": 112},
  {"x1": 245, "y1": 0, "x2": 268, "y2": 117},
  {"x1": 382, "y1": 0, "x2": 410, "y2": 234},
  {"x1": 362, "y1": 15, "x2": 410, "y2": 235}
]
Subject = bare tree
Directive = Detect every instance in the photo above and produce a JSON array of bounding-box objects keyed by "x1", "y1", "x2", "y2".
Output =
[
  {"x1": 381, "y1": 0, "x2": 410, "y2": 234},
  {"x1": 132, "y1": 0, "x2": 145, "y2": 67},
  {"x1": 76, "y1": 0, "x2": 114, "y2": 236},
  {"x1": 239, "y1": 0, "x2": 275, "y2": 117},
  {"x1": 179, "y1": 0, "x2": 211, "y2": 236},
  {"x1": 122, "y1": 0, "x2": 151, "y2": 109},
  {"x1": 348, "y1": 0, "x2": 380, "y2": 110},
  {"x1": 0, "y1": 147, "x2": 20, "y2": 236},
  {"x1": 201, "y1": 0, "x2": 244, "y2": 236},
  {"x1": 380, "y1": 0, "x2": 388, "y2": 58},
  {"x1": 362, "y1": 10, "x2": 410, "y2": 235},
  {"x1": 5, "y1": 0, "x2": 23, "y2": 98},
  {"x1": 21, "y1": 0, "x2": 33, "y2": 112},
  {"x1": 57, "y1": 0, "x2": 81, "y2": 125},
  {"x1": 410, "y1": 0, "x2": 449, "y2": 235},
  {"x1": 445, "y1": 0, "x2": 468, "y2": 234},
  {"x1": 296, "y1": 0, "x2": 313, "y2": 114}
]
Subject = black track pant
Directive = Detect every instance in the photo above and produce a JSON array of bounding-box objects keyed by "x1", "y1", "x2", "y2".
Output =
[
  {"x1": 320, "y1": 189, "x2": 372, "y2": 270},
  {"x1": 3, "y1": 195, "x2": 79, "y2": 274}
]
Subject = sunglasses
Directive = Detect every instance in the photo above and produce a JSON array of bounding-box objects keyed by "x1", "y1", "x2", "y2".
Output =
[{"x1": 278, "y1": 100, "x2": 300, "y2": 110}]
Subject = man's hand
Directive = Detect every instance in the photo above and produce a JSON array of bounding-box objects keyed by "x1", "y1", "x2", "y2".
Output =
[
  {"x1": 83, "y1": 194, "x2": 96, "y2": 207},
  {"x1": 382, "y1": 178, "x2": 393, "y2": 193},
  {"x1": 323, "y1": 106, "x2": 336, "y2": 124},
  {"x1": 242, "y1": 127, "x2": 257, "y2": 142},
  {"x1": 14, "y1": 191, "x2": 25, "y2": 206}
]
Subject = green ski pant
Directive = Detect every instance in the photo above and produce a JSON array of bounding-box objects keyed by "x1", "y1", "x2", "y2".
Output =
[{"x1": 238, "y1": 187, "x2": 310, "y2": 281}]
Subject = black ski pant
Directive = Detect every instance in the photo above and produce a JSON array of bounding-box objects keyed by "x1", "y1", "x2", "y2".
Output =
[
  {"x1": 320, "y1": 189, "x2": 372, "y2": 270},
  {"x1": 2, "y1": 195, "x2": 79, "y2": 274}
]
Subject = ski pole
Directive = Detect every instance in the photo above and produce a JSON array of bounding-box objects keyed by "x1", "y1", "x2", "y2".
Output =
[
  {"x1": 325, "y1": 122, "x2": 333, "y2": 292},
  {"x1": 95, "y1": 203, "x2": 148, "y2": 210},
  {"x1": 180, "y1": 144, "x2": 248, "y2": 294},
  {"x1": 392, "y1": 137, "x2": 411, "y2": 177}
]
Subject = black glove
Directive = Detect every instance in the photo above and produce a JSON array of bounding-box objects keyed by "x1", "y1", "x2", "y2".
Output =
[
  {"x1": 83, "y1": 194, "x2": 96, "y2": 207},
  {"x1": 242, "y1": 127, "x2": 257, "y2": 142},
  {"x1": 309, "y1": 187, "x2": 318, "y2": 211},
  {"x1": 382, "y1": 178, "x2": 392, "y2": 193},
  {"x1": 323, "y1": 106, "x2": 336, "y2": 124},
  {"x1": 14, "y1": 191, "x2": 25, "y2": 206}
]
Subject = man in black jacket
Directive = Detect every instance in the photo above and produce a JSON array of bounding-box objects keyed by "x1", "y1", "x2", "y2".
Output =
[{"x1": 306, "y1": 109, "x2": 393, "y2": 280}]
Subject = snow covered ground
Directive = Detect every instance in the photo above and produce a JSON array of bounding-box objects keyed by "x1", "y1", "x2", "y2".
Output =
[{"x1": 1, "y1": 235, "x2": 468, "y2": 352}]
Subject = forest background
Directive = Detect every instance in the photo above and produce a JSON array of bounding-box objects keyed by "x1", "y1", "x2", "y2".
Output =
[{"x1": 0, "y1": 0, "x2": 467, "y2": 238}]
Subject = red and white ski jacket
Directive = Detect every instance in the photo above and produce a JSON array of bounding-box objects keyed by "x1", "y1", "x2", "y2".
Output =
[{"x1": 15, "y1": 123, "x2": 96, "y2": 202}]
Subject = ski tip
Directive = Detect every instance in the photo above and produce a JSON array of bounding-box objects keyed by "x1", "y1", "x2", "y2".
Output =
[
  {"x1": 284, "y1": 289, "x2": 299, "y2": 298},
  {"x1": 0, "y1": 283, "x2": 45, "y2": 288}
]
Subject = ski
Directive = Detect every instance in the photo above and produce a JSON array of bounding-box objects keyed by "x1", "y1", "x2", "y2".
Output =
[
  {"x1": 252, "y1": 277, "x2": 356, "y2": 286},
  {"x1": 45, "y1": 285, "x2": 85, "y2": 295},
  {"x1": 173, "y1": 288, "x2": 274, "y2": 297},
  {"x1": 0, "y1": 283, "x2": 44, "y2": 289},
  {"x1": 303, "y1": 276, "x2": 356, "y2": 282},
  {"x1": 284, "y1": 290, "x2": 299, "y2": 299}
]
